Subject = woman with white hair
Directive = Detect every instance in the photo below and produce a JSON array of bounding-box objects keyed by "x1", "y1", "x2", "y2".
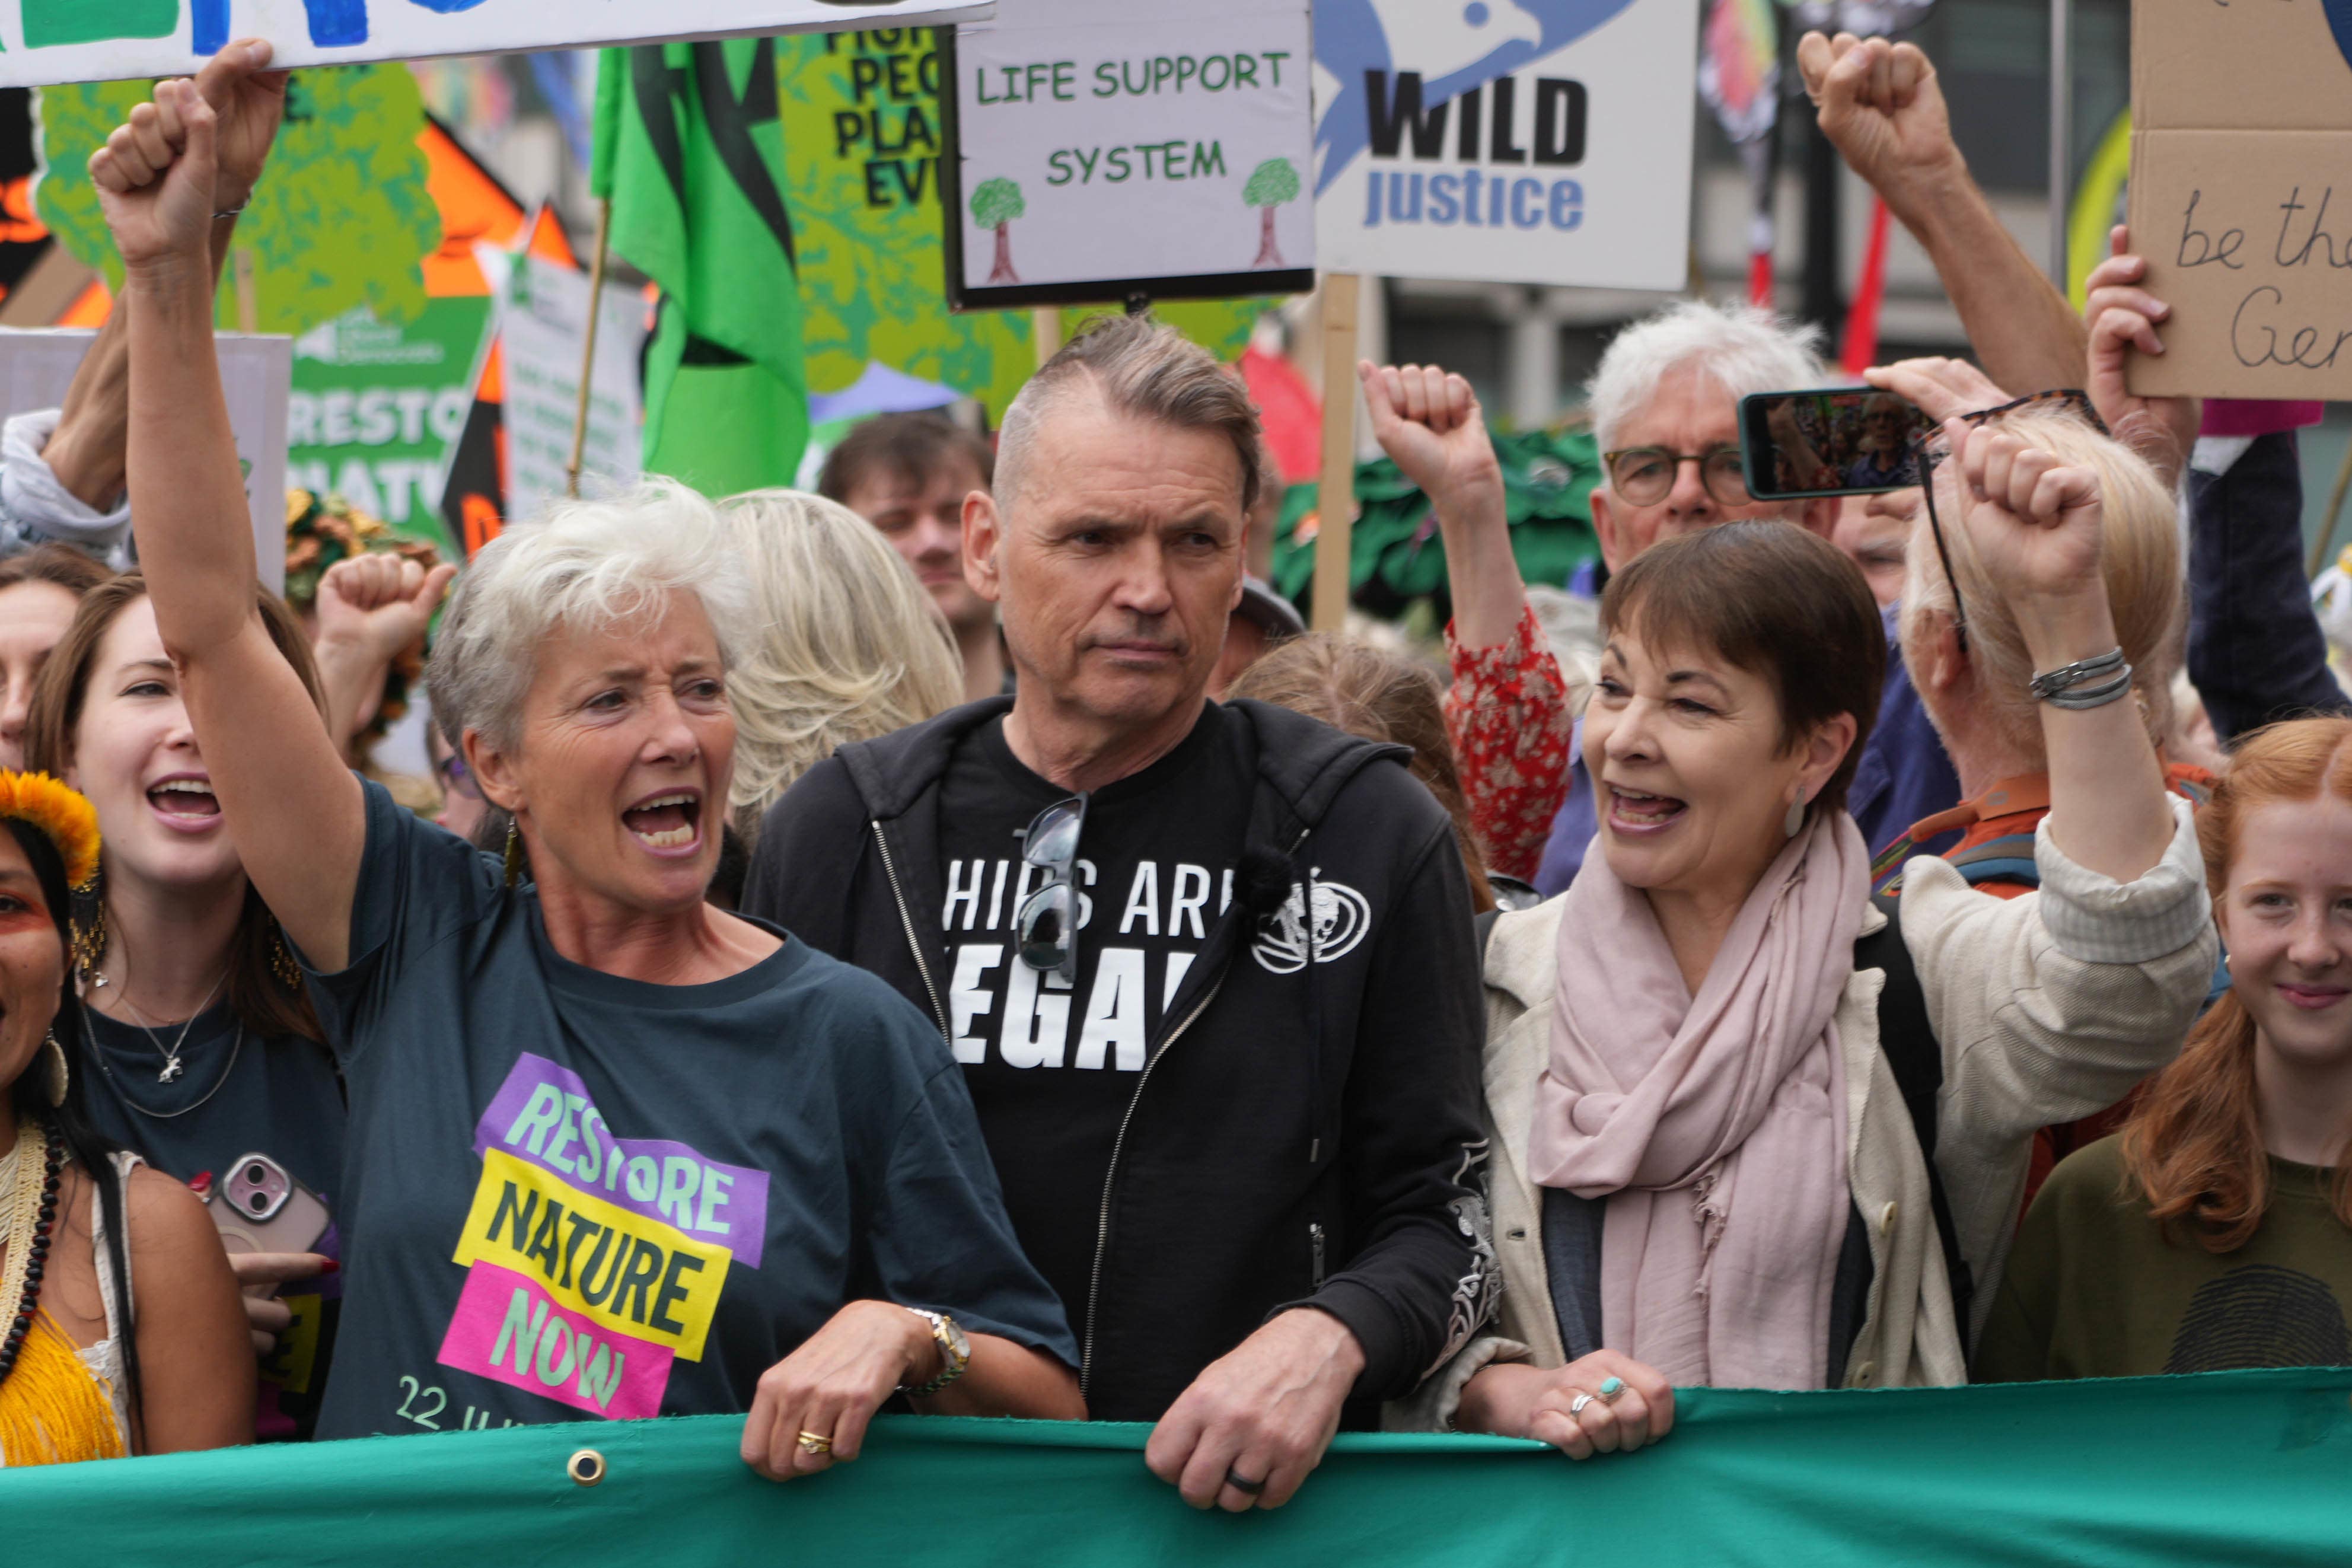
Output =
[
  {"x1": 94, "y1": 77, "x2": 1079, "y2": 1469},
  {"x1": 718, "y1": 489, "x2": 962, "y2": 843}
]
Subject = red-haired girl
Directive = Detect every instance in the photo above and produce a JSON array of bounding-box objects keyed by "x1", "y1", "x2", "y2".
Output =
[{"x1": 1981, "y1": 716, "x2": 2352, "y2": 1378}]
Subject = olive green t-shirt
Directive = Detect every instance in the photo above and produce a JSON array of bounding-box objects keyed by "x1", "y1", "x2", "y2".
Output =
[{"x1": 1978, "y1": 1134, "x2": 2352, "y2": 1382}]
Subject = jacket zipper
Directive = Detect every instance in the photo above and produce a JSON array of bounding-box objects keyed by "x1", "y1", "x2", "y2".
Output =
[
  {"x1": 1081, "y1": 970, "x2": 1225, "y2": 1394},
  {"x1": 1078, "y1": 824, "x2": 1312, "y2": 1394},
  {"x1": 872, "y1": 819, "x2": 948, "y2": 1037},
  {"x1": 1309, "y1": 1222, "x2": 1327, "y2": 1288}
]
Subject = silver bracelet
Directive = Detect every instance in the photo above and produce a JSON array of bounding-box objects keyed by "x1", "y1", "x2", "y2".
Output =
[
  {"x1": 212, "y1": 201, "x2": 247, "y2": 219},
  {"x1": 2043, "y1": 665, "x2": 2134, "y2": 710},
  {"x1": 2029, "y1": 647, "x2": 2125, "y2": 702}
]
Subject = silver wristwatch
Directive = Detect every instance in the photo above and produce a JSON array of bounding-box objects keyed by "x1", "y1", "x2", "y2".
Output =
[{"x1": 900, "y1": 1308, "x2": 971, "y2": 1397}]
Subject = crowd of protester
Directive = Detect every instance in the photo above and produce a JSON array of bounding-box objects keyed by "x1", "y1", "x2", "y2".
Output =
[{"x1": 0, "y1": 27, "x2": 2347, "y2": 1506}]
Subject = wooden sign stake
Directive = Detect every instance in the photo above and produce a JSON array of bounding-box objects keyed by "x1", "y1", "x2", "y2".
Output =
[
  {"x1": 1032, "y1": 307, "x2": 1062, "y2": 369},
  {"x1": 1311, "y1": 271, "x2": 1361, "y2": 633},
  {"x1": 566, "y1": 197, "x2": 613, "y2": 501},
  {"x1": 233, "y1": 248, "x2": 259, "y2": 336}
]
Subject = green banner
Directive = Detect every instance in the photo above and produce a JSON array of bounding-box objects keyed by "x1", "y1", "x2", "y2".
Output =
[
  {"x1": 7, "y1": 1372, "x2": 2351, "y2": 1564},
  {"x1": 37, "y1": 65, "x2": 440, "y2": 336},
  {"x1": 284, "y1": 298, "x2": 492, "y2": 556}
]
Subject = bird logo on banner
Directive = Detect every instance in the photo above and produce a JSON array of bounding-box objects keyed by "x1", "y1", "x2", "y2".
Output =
[{"x1": 1313, "y1": 0, "x2": 1640, "y2": 196}]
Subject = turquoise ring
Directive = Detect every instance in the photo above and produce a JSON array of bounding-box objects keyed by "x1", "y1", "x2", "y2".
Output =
[{"x1": 1597, "y1": 1376, "x2": 1626, "y2": 1403}]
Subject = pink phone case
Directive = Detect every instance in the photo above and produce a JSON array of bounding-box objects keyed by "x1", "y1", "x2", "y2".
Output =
[{"x1": 209, "y1": 1151, "x2": 332, "y2": 1260}]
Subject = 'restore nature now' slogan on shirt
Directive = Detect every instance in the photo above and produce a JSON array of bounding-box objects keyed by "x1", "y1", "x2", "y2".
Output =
[
  {"x1": 435, "y1": 1053, "x2": 770, "y2": 1421},
  {"x1": 1312, "y1": 0, "x2": 1696, "y2": 289},
  {"x1": 0, "y1": 0, "x2": 993, "y2": 87}
]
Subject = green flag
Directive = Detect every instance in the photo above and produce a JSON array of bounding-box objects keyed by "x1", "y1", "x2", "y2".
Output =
[{"x1": 591, "y1": 40, "x2": 808, "y2": 496}]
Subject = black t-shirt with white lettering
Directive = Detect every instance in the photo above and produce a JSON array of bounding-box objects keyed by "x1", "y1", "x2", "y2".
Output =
[{"x1": 936, "y1": 706, "x2": 1252, "y2": 1329}]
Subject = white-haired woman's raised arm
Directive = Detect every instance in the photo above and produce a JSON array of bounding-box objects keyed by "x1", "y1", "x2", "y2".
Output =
[{"x1": 97, "y1": 69, "x2": 403, "y2": 970}]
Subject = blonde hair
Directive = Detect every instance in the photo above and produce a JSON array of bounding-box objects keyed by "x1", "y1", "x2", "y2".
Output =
[
  {"x1": 1225, "y1": 633, "x2": 1496, "y2": 913},
  {"x1": 1900, "y1": 407, "x2": 2182, "y2": 757},
  {"x1": 719, "y1": 489, "x2": 963, "y2": 835}
]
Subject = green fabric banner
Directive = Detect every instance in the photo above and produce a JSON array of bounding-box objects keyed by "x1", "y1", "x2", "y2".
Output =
[
  {"x1": 592, "y1": 40, "x2": 809, "y2": 496},
  {"x1": 7, "y1": 1371, "x2": 2351, "y2": 1564}
]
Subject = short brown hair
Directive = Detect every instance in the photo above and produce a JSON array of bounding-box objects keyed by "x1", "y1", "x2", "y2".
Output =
[
  {"x1": 23, "y1": 575, "x2": 330, "y2": 1042},
  {"x1": 997, "y1": 313, "x2": 1262, "y2": 519},
  {"x1": 1225, "y1": 632, "x2": 1495, "y2": 913},
  {"x1": 817, "y1": 412, "x2": 995, "y2": 508},
  {"x1": 1601, "y1": 521, "x2": 1885, "y2": 823},
  {"x1": 0, "y1": 541, "x2": 112, "y2": 599}
]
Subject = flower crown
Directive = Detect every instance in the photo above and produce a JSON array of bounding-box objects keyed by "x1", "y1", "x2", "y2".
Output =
[{"x1": 0, "y1": 771, "x2": 101, "y2": 891}]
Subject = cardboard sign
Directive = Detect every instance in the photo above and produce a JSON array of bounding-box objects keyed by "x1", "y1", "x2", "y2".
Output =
[
  {"x1": 492, "y1": 251, "x2": 646, "y2": 527},
  {"x1": 941, "y1": 0, "x2": 1315, "y2": 309},
  {"x1": 0, "y1": 0, "x2": 991, "y2": 90},
  {"x1": 0, "y1": 326, "x2": 289, "y2": 589},
  {"x1": 2127, "y1": 0, "x2": 2352, "y2": 398},
  {"x1": 1312, "y1": 0, "x2": 1697, "y2": 289}
]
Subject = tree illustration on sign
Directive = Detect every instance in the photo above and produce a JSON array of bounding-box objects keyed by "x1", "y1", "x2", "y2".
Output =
[
  {"x1": 970, "y1": 177, "x2": 1025, "y2": 286},
  {"x1": 1244, "y1": 157, "x2": 1301, "y2": 269}
]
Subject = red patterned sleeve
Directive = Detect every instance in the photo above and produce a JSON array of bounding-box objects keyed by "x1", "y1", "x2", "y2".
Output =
[{"x1": 1442, "y1": 602, "x2": 1575, "y2": 884}]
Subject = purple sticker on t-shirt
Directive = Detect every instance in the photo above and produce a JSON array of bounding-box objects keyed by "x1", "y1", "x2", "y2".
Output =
[{"x1": 473, "y1": 1053, "x2": 770, "y2": 1268}]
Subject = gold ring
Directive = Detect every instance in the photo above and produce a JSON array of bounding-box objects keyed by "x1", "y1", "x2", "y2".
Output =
[{"x1": 796, "y1": 1430, "x2": 833, "y2": 1455}]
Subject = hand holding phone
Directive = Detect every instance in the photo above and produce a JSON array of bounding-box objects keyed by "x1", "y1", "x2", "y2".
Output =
[
  {"x1": 1739, "y1": 390, "x2": 1934, "y2": 501},
  {"x1": 208, "y1": 1152, "x2": 331, "y2": 1273}
]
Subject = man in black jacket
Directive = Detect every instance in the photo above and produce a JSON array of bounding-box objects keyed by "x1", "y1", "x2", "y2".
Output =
[{"x1": 743, "y1": 315, "x2": 1493, "y2": 1512}]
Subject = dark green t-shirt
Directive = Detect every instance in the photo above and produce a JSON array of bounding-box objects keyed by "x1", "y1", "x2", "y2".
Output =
[
  {"x1": 1978, "y1": 1134, "x2": 2352, "y2": 1381},
  {"x1": 303, "y1": 780, "x2": 1074, "y2": 1439},
  {"x1": 80, "y1": 1003, "x2": 347, "y2": 1438}
]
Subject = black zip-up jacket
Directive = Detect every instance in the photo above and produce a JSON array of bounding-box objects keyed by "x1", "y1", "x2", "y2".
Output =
[{"x1": 742, "y1": 697, "x2": 1496, "y2": 1424}]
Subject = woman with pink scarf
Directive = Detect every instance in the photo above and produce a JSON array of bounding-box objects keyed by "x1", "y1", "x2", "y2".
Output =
[{"x1": 1371, "y1": 366, "x2": 2218, "y2": 1457}]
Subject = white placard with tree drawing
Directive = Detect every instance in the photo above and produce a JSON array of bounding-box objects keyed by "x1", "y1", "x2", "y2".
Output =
[{"x1": 942, "y1": 0, "x2": 1314, "y2": 309}]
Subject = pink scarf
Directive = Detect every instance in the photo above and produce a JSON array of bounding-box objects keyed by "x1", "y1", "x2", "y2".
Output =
[{"x1": 1526, "y1": 811, "x2": 1868, "y2": 1389}]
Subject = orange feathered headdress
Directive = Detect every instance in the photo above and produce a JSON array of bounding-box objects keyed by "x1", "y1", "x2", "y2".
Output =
[{"x1": 0, "y1": 772, "x2": 100, "y2": 891}]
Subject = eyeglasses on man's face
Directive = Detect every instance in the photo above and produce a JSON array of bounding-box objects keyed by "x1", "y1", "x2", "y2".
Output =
[{"x1": 1602, "y1": 444, "x2": 1752, "y2": 508}]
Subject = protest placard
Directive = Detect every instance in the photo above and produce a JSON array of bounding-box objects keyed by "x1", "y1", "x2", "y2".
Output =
[
  {"x1": 2127, "y1": 0, "x2": 2352, "y2": 399},
  {"x1": 0, "y1": 0, "x2": 992, "y2": 90},
  {"x1": 782, "y1": 26, "x2": 1276, "y2": 414},
  {"x1": 941, "y1": 0, "x2": 1315, "y2": 310},
  {"x1": 493, "y1": 251, "x2": 646, "y2": 527},
  {"x1": 1312, "y1": 0, "x2": 1698, "y2": 290},
  {"x1": 0, "y1": 326, "x2": 288, "y2": 587}
]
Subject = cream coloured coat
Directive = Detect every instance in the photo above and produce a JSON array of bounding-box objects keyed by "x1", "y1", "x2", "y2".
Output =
[{"x1": 1395, "y1": 798, "x2": 2217, "y2": 1425}]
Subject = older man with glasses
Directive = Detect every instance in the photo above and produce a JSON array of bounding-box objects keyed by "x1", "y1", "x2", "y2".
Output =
[
  {"x1": 743, "y1": 314, "x2": 1495, "y2": 1515},
  {"x1": 1372, "y1": 301, "x2": 1968, "y2": 900}
]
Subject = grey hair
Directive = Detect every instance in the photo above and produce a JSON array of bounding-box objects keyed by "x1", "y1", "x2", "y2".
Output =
[
  {"x1": 716, "y1": 489, "x2": 963, "y2": 834},
  {"x1": 996, "y1": 313, "x2": 1263, "y2": 518},
  {"x1": 1587, "y1": 298, "x2": 1827, "y2": 454},
  {"x1": 428, "y1": 478, "x2": 756, "y2": 755}
]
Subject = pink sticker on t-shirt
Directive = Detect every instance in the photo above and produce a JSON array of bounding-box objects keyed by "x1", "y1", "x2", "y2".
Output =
[{"x1": 438, "y1": 1261, "x2": 673, "y2": 1420}]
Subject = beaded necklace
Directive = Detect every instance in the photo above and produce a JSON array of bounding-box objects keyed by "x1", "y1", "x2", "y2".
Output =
[{"x1": 0, "y1": 1114, "x2": 62, "y2": 1383}]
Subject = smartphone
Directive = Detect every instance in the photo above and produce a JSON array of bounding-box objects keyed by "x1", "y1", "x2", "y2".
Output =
[
  {"x1": 1738, "y1": 389, "x2": 1934, "y2": 500},
  {"x1": 209, "y1": 1152, "x2": 332, "y2": 1261}
]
